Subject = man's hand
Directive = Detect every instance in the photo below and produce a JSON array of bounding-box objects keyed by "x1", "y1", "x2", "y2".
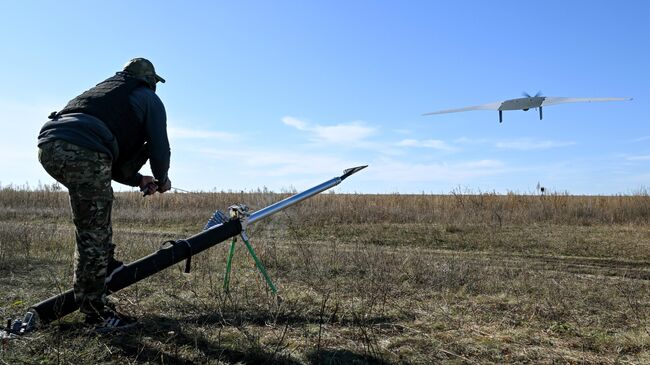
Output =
[
  {"x1": 139, "y1": 176, "x2": 158, "y2": 196},
  {"x1": 158, "y1": 178, "x2": 172, "y2": 193}
]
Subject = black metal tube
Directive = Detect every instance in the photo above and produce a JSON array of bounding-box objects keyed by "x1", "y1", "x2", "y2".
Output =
[{"x1": 31, "y1": 219, "x2": 242, "y2": 324}]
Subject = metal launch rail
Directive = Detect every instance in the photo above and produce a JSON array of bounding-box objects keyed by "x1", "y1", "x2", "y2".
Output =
[{"x1": 2, "y1": 165, "x2": 367, "y2": 337}]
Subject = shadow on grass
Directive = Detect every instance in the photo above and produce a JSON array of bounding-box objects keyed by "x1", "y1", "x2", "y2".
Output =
[
  {"x1": 44, "y1": 316, "x2": 296, "y2": 364},
  {"x1": 307, "y1": 349, "x2": 395, "y2": 365},
  {"x1": 51, "y1": 311, "x2": 402, "y2": 364},
  {"x1": 182, "y1": 310, "x2": 401, "y2": 328},
  {"x1": 103, "y1": 315, "x2": 302, "y2": 364}
]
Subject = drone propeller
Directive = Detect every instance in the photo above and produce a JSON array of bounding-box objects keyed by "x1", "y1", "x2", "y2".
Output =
[{"x1": 522, "y1": 91, "x2": 543, "y2": 98}]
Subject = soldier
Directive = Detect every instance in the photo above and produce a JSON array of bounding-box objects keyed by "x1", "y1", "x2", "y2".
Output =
[{"x1": 37, "y1": 58, "x2": 171, "y2": 330}]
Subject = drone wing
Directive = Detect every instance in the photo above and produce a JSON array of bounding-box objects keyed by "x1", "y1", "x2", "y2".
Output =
[
  {"x1": 422, "y1": 102, "x2": 502, "y2": 116},
  {"x1": 541, "y1": 97, "x2": 632, "y2": 106}
]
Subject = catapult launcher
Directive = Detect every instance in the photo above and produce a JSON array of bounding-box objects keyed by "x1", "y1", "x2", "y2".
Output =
[{"x1": 2, "y1": 165, "x2": 367, "y2": 337}]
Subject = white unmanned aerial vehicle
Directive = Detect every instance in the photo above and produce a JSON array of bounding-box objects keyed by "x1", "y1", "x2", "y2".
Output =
[{"x1": 423, "y1": 92, "x2": 632, "y2": 123}]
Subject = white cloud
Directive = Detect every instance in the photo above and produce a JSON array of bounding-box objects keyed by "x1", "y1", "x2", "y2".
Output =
[
  {"x1": 313, "y1": 123, "x2": 376, "y2": 143},
  {"x1": 461, "y1": 160, "x2": 504, "y2": 169},
  {"x1": 281, "y1": 116, "x2": 308, "y2": 130},
  {"x1": 392, "y1": 129, "x2": 412, "y2": 135},
  {"x1": 632, "y1": 136, "x2": 650, "y2": 143},
  {"x1": 495, "y1": 139, "x2": 575, "y2": 150},
  {"x1": 368, "y1": 158, "x2": 506, "y2": 183},
  {"x1": 199, "y1": 147, "x2": 362, "y2": 177},
  {"x1": 396, "y1": 139, "x2": 457, "y2": 152},
  {"x1": 454, "y1": 137, "x2": 489, "y2": 144},
  {"x1": 168, "y1": 126, "x2": 238, "y2": 141},
  {"x1": 281, "y1": 116, "x2": 376, "y2": 144},
  {"x1": 626, "y1": 155, "x2": 650, "y2": 161}
]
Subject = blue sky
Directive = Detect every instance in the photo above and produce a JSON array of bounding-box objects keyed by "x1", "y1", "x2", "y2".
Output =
[{"x1": 1, "y1": 1, "x2": 648, "y2": 194}]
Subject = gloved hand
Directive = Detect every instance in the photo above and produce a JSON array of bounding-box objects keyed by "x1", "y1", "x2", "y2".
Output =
[
  {"x1": 158, "y1": 178, "x2": 172, "y2": 193},
  {"x1": 139, "y1": 176, "x2": 158, "y2": 196}
]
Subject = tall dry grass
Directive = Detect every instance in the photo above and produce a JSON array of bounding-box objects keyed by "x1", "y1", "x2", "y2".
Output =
[
  {"x1": 1, "y1": 185, "x2": 649, "y2": 227},
  {"x1": 2, "y1": 186, "x2": 650, "y2": 363}
]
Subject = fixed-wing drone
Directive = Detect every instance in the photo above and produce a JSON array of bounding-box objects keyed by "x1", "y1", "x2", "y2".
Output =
[{"x1": 423, "y1": 92, "x2": 632, "y2": 123}]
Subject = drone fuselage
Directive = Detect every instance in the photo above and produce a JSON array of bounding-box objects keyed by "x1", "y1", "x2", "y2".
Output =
[{"x1": 499, "y1": 97, "x2": 545, "y2": 111}]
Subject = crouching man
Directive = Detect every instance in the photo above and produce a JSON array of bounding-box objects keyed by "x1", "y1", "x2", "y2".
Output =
[{"x1": 37, "y1": 58, "x2": 172, "y2": 330}]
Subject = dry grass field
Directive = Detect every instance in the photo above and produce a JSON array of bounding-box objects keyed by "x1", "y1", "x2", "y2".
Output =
[{"x1": 1, "y1": 186, "x2": 650, "y2": 364}]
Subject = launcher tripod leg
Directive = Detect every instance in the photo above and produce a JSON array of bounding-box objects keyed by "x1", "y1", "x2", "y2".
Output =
[
  {"x1": 222, "y1": 231, "x2": 277, "y2": 294},
  {"x1": 223, "y1": 237, "x2": 237, "y2": 292},
  {"x1": 241, "y1": 231, "x2": 277, "y2": 294}
]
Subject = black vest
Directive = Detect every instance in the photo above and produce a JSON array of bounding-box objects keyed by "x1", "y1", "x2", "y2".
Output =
[{"x1": 58, "y1": 73, "x2": 148, "y2": 165}]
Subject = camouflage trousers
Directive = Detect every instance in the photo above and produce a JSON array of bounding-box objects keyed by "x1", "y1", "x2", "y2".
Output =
[{"x1": 38, "y1": 140, "x2": 115, "y2": 315}]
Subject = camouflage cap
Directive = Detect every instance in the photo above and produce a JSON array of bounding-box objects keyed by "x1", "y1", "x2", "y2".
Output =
[{"x1": 122, "y1": 58, "x2": 166, "y2": 84}]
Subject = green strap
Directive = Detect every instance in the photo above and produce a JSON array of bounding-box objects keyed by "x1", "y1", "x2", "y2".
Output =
[
  {"x1": 242, "y1": 235, "x2": 278, "y2": 294},
  {"x1": 223, "y1": 237, "x2": 237, "y2": 292}
]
